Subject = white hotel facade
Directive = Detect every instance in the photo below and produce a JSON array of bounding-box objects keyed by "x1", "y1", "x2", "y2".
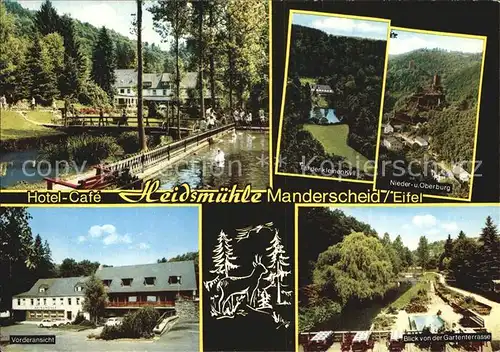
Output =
[{"x1": 11, "y1": 277, "x2": 90, "y2": 322}]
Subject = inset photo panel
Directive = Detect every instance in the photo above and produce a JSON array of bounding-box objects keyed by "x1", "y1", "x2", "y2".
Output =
[
  {"x1": 0, "y1": 205, "x2": 201, "y2": 352},
  {"x1": 374, "y1": 27, "x2": 487, "y2": 201},
  {"x1": 275, "y1": 10, "x2": 391, "y2": 184},
  {"x1": 202, "y1": 203, "x2": 294, "y2": 351},
  {"x1": 296, "y1": 204, "x2": 499, "y2": 352}
]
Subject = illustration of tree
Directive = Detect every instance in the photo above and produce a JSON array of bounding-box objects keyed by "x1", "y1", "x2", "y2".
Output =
[
  {"x1": 257, "y1": 288, "x2": 272, "y2": 310},
  {"x1": 265, "y1": 229, "x2": 291, "y2": 304},
  {"x1": 210, "y1": 230, "x2": 239, "y2": 278}
]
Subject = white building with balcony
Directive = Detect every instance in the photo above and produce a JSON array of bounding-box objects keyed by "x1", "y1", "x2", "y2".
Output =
[
  {"x1": 113, "y1": 69, "x2": 211, "y2": 108},
  {"x1": 12, "y1": 277, "x2": 90, "y2": 322}
]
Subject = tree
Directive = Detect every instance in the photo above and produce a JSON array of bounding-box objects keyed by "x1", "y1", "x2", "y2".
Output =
[
  {"x1": 416, "y1": 236, "x2": 430, "y2": 270},
  {"x1": 32, "y1": 234, "x2": 55, "y2": 279},
  {"x1": 82, "y1": 274, "x2": 107, "y2": 324},
  {"x1": 265, "y1": 229, "x2": 291, "y2": 304},
  {"x1": 135, "y1": 0, "x2": 147, "y2": 151},
  {"x1": 449, "y1": 232, "x2": 479, "y2": 287},
  {"x1": 224, "y1": 0, "x2": 267, "y2": 110},
  {"x1": 189, "y1": 0, "x2": 205, "y2": 119},
  {"x1": 210, "y1": 230, "x2": 239, "y2": 277},
  {"x1": 35, "y1": 0, "x2": 60, "y2": 35},
  {"x1": 313, "y1": 232, "x2": 394, "y2": 306},
  {"x1": 116, "y1": 41, "x2": 136, "y2": 69},
  {"x1": 25, "y1": 35, "x2": 59, "y2": 104},
  {"x1": 58, "y1": 14, "x2": 87, "y2": 98},
  {"x1": 91, "y1": 26, "x2": 116, "y2": 98},
  {"x1": 439, "y1": 234, "x2": 454, "y2": 270},
  {"x1": 0, "y1": 208, "x2": 38, "y2": 310},
  {"x1": 257, "y1": 289, "x2": 272, "y2": 310},
  {"x1": 477, "y1": 216, "x2": 500, "y2": 286},
  {"x1": 150, "y1": 0, "x2": 191, "y2": 140},
  {"x1": 59, "y1": 258, "x2": 79, "y2": 277}
]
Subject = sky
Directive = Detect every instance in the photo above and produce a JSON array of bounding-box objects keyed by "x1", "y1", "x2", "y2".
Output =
[
  {"x1": 17, "y1": 0, "x2": 169, "y2": 50},
  {"x1": 292, "y1": 12, "x2": 389, "y2": 41},
  {"x1": 389, "y1": 29, "x2": 485, "y2": 56},
  {"x1": 27, "y1": 207, "x2": 199, "y2": 266},
  {"x1": 329, "y1": 206, "x2": 499, "y2": 250}
]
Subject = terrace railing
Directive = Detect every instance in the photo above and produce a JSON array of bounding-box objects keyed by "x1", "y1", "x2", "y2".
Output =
[{"x1": 98, "y1": 123, "x2": 235, "y2": 178}]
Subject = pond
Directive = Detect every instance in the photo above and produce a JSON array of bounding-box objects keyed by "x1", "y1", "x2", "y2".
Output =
[
  {"x1": 314, "y1": 281, "x2": 415, "y2": 331},
  {"x1": 310, "y1": 108, "x2": 340, "y2": 124},
  {"x1": 0, "y1": 150, "x2": 48, "y2": 188},
  {"x1": 0, "y1": 148, "x2": 91, "y2": 189},
  {"x1": 158, "y1": 130, "x2": 269, "y2": 189}
]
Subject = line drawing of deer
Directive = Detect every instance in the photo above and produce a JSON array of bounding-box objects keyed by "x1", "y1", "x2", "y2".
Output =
[{"x1": 216, "y1": 255, "x2": 268, "y2": 313}]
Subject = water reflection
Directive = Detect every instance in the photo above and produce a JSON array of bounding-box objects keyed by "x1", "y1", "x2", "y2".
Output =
[{"x1": 158, "y1": 131, "x2": 269, "y2": 189}]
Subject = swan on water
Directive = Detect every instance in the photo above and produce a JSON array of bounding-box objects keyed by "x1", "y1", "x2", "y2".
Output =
[{"x1": 214, "y1": 149, "x2": 225, "y2": 166}]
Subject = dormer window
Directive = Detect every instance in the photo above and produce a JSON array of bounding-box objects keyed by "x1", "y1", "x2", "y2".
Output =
[
  {"x1": 103, "y1": 280, "x2": 112, "y2": 287},
  {"x1": 168, "y1": 276, "x2": 181, "y2": 285},
  {"x1": 74, "y1": 285, "x2": 83, "y2": 292},
  {"x1": 121, "y1": 278, "x2": 133, "y2": 287},
  {"x1": 144, "y1": 277, "x2": 156, "y2": 286},
  {"x1": 38, "y1": 285, "x2": 48, "y2": 293}
]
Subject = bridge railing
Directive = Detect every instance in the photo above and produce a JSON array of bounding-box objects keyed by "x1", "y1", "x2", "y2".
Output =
[{"x1": 100, "y1": 123, "x2": 235, "y2": 176}]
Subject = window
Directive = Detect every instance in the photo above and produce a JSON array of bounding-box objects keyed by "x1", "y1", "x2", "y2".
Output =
[
  {"x1": 50, "y1": 312, "x2": 56, "y2": 317},
  {"x1": 121, "y1": 278, "x2": 133, "y2": 287},
  {"x1": 30, "y1": 312, "x2": 35, "y2": 318},
  {"x1": 68, "y1": 298, "x2": 72, "y2": 305},
  {"x1": 36, "y1": 298, "x2": 40, "y2": 305},
  {"x1": 103, "y1": 280, "x2": 112, "y2": 287},
  {"x1": 168, "y1": 276, "x2": 181, "y2": 284},
  {"x1": 144, "y1": 277, "x2": 156, "y2": 286},
  {"x1": 43, "y1": 298, "x2": 46, "y2": 305},
  {"x1": 36, "y1": 312, "x2": 42, "y2": 318},
  {"x1": 153, "y1": 90, "x2": 157, "y2": 96},
  {"x1": 17, "y1": 299, "x2": 21, "y2": 306},
  {"x1": 147, "y1": 296, "x2": 157, "y2": 302},
  {"x1": 39, "y1": 287, "x2": 45, "y2": 293},
  {"x1": 128, "y1": 296, "x2": 137, "y2": 302},
  {"x1": 74, "y1": 286, "x2": 83, "y2": 292},
  {"x1": 127, "y1": 88, "x2": 131, "y2": 94},
  {"x1": 163, "y1": 89, "x2": 167, "y2": 96},
  {"x1": 43, "y1": 312, "x2": 49, "y2": 317},
  {"x1": 52, "y1": 298, "x2": 56, "y2": 306},
  {"x1": 120, "y1": 89, "x2": 125, "y2": 94},
  {"x1": 60, "y1": 298, "x2": 63, "y2": 305},
  {"x1": 30, "y1": 299, "x2": 34, "y2": 305},
  {"x1": 76, "y1": 298, "x2": 80, "y2": 305}
]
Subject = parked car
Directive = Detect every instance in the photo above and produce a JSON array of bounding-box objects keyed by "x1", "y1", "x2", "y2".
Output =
[
  {"x1": 39, "y1": 319, "x2": 64, "y2": 328},
  {"x1": 104, "y1": 317, "x2": 122, "y2": 327}
]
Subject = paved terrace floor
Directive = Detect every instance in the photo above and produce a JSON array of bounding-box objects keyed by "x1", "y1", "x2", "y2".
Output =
[{"x1": 1, "y1": 319, "x2": 199, "y2": 352}]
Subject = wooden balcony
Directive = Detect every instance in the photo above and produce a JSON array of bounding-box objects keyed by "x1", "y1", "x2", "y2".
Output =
[{"x1": 106, "y1": 301, "x2": 175, "y2": 308}]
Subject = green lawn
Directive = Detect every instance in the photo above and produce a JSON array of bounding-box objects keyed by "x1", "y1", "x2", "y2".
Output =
[
  {"x1": 26, "y1": 111, "x2": 56, "y2": 124},
  {"x1": 303, "y1": 124, "x2": 372, "y2": 173},
  {"x1": 299, "y1": 77, "x2": 316, "y2": 85},
  {"x1": 1, "y1": 111, "x2": 62, "y2": 140},
  {"x1": 389, "y1": 272, "x2": 435, "y2": 310}
]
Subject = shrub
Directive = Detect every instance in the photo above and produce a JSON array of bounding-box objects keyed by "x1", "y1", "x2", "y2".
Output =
[
  {"x1": 100, "y1": 325, "x2": 123, "y2": 340},
  {"x1": 78, "y1": 81, "x2": 110, "y2": 107},
  {"x1": 73, "y1": 313, "x2": 85, "y2": 325},
  {"x1": 116, "y1": 132, "x2": 149, "y2": 155},
  {"x1": 99, "y1": 307, "x2": 160, "y2": 340},
  {"x1": 121, "y1": 307, "x2": 160, "y2": 338},
  {"x1": 66, "y1": 135, "x2": 123, "y2": 165}
]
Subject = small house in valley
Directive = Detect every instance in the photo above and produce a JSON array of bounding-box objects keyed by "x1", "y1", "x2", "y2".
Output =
[
  {"x1": 310, "y1": 84, "x2": 334, "y2": 95},
  {"x1": 383, "y1": 123, "x2": 394, "y2": 134},
  {"x1": 382, "y1": 137, "x2": 402, "y2": 150}
]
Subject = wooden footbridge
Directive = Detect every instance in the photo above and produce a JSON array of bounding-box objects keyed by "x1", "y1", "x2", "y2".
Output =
[{"x1": 45, "y1": 123, "x2": 236, "y2": 190}]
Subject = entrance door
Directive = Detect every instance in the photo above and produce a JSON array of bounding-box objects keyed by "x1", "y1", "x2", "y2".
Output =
[{"x1": 66, "y1": 311, "x2": 72, "y2": 321}]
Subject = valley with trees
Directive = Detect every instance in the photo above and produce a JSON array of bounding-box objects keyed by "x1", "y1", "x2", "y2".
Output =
[
  {"x1": 0, "y1": 0, "x2": 269, "y2": 190},
  {"x1": 298, "y1": 207, "x2": 500, "y2": 351},
  {"x1": 377, "y1": 41, "x2": 485, "y2": 199},
  {"x1": 278, "y1": 22, "x2": 387, "y2": 180}
]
